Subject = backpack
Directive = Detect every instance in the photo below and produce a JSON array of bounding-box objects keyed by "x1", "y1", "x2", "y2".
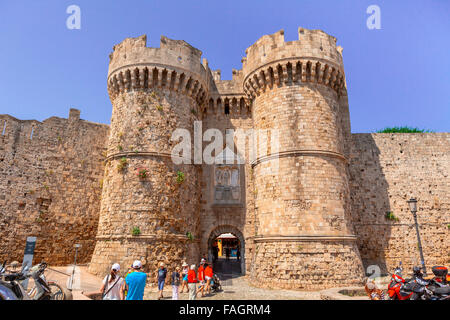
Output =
[{"x1": 172, "y1": 272, "x2": 180, "y2": 286}]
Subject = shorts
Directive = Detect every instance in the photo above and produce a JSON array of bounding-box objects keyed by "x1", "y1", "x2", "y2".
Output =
[
  {"x1": 205, "y1": 276, "x2": 211, "y2": 281},
  {"x1": 182, "y1": 274, "x2": 188, "y2": 281},
  {"x1": 158, "y1": 279, "x2": 165, "y2": 291}
]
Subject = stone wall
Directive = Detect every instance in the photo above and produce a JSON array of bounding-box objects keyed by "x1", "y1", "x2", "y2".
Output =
[
  {"x1": 349, "y1": 133, "x2": 450, "y2": 274},
  {"x1": 89, "y1": 35, "x2": 207, "y2": 279},
  {"x1": 0, "y1": 109, "x2": 108, "y2": 265},
  {"x1": 199, "y1": 71, "x2": 254, "y2": 274}
]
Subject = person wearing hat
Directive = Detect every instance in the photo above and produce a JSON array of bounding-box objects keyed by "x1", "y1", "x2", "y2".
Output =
[
  {"x1": 99, "y1": 263, "x2": 124, "y2": 300},
  {"x1": 156, "y1": 262, "x2": 167, "y2": 300},
  {"x1": 123, "y1": 260, "x2": 147, "y2": 300},
  {"x1": 171, "y1": 266, "x2": 181, "y2": 300},
  {"x1": 197, "y1": 259, "x2": 206, "y2": 298},
  {"x1": 180, "y1": 262, "x2": 189, "y2": 293}
]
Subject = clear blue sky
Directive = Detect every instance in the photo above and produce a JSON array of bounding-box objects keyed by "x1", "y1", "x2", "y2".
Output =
[{"x1": 0, "y1": 0, "x2": 448, "y2": 132}]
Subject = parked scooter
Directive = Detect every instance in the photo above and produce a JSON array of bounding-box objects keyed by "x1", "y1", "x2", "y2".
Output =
[
  {"x1": 427, "y1": 266, "x2": 450, "y2": 300},
  {"x1": 0, "y1": 261, "x2": 68, "y2": 300},
  {"x1": 387, "y1": 262, "x2": 414, "y2": 300},
  {"x1": 0, "y1": 261, "x2": 31, "y2": 300},
  {"x1": 388, "y1": 263, "x2": 449, "y2": 300}
]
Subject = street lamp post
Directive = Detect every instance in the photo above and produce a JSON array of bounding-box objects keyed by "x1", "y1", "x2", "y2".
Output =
[{"x1": 407, "y1": 198, "x2": 427, "y2": 276}]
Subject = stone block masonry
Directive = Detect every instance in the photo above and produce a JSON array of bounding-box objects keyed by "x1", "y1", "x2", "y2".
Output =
[
  {"x1": 0, "y1": 28, "x2": 448, "y2": 290},
  {"x1": 0, "y1": 109, "x2": 109, "y2": 265},
  {"x1": 349, "y1": 133, "x2": 450, "y2": 274}
]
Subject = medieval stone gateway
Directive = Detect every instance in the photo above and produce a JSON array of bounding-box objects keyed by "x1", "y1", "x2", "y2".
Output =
[{"x1": 0, "y1": 28, "x2": 448, "y2": 291}]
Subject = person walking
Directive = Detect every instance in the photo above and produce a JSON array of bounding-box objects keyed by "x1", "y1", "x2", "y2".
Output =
[
  {"x1": 187, "y1": 264, "x2": 197, "y2": 300},
  {"x1": 171, "y1": 266, "x2": 181, "y2": 300},
  {"x1": 123, "y1": 260, "x2": 147, "y2": 300},
  {"x1": 180, "y1": 262, "x2": 189, "y2": 293},
  {"x1": 213, "y1": 246, "x2": 218, "y2": 262},
  {"x1": 99, "y1": 263, "x2": 124, "y2": 300},
  {"x1": 236, "y1": 247, "x2": 241, "y2": 261},
  {"x1": 204, "y1": 262, "x2": 213, "y2": 295},
  {"x1": 157, "y1": 262, "x2": 167, "y2": 300},
  {"x1": 197, "y1": 258, "x2": 206, "y2": 298},
  {"x1": 225, "y1": 247, "x2": 230, "y2": 260}
]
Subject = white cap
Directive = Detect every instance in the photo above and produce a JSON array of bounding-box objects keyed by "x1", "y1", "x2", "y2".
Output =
[
  {"x1": 132, "y1": 260, "x2": 142, "y2": 269},
  {"x1": 201, "y1": 258, "x2": 206, "y2": 263},
  {"x1": 111, "y1": 263, "x2": 120, "y2": 271}
]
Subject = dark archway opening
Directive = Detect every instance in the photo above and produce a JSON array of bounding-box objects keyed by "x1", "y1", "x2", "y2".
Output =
[{"x1": 207, "y1": 226, "x2": 245, "y2": 278}]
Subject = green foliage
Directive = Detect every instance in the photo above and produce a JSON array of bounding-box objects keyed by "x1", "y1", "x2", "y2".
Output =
[
  {"x1": 117, "y1": 157, "x2": 128, "y2": 172},
  {"x1": 137, "y1": 168, "x2": 149, "y2": 179},
  {"x1": 385, "y1": 211, "x2": 399, "y2": 221},
  {"x1": 186, "y1": 231, "x2": 194, "y2": 241},
  {"x1": 117, "y1": 144, "x2": 123, "y2": 151},
  {"x1": 155, "y1": 104, "x2": 163, "y2": 111},
  {"x1": 190, "y1": 108, "x2": 197, "y2": 115},
  {"x1": 176, "y1": 171, "x2": 185, "y2": 184},
  {"x1": 376, "y1": 126, "x2": 432, "y2": 133},
  {"x1": 132, "y1": 226, "x2": 141, "y2": 236}
]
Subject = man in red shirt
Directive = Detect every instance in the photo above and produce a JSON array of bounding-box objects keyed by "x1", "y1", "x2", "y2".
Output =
[
  {"x1": 204, "y1": 263, "x2": 213, "y2": 295},
  {"x1": 197, "y1": 259, "x2": 206, "y2": 298},
  {"x1": 187, "y1": 264, "x2": 197, "y2": 300}
]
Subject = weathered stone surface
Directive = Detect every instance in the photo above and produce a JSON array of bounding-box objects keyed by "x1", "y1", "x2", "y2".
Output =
[
  {"x1": 1, "y1": 28, "x2": 448, "y2": 290},
  {"x1": 0, "y1": 110, "x2": 108, "y2": 265}
]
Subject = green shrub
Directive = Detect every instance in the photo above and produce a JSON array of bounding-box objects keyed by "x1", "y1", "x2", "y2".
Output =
[
  {"x1": 117, "y1": 157, "x2": 128, "y2": 172},
  {"x1": 176, "y1": 171, "x2": 185, "y2": 184},
  {"x1": 132, "y1": 226, "x2": 141, "y2": 236},
  {"x1": 385, "y1": 211, "x2": 399, "y2": 221},
  {"x1": 376, "y1": 126, "x2": 432, "y2": 133},
  {"x1": 186, "y1": 231, "x2": 194, "y2": 241}
]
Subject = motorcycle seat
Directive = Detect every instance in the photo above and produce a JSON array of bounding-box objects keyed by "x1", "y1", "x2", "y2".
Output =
[
  {"x1": 3, "y1": 273, "x2": 25, "y2": 281},
  {"x1": 433, "y1": 286, "x2": 450, "y2": 295}
]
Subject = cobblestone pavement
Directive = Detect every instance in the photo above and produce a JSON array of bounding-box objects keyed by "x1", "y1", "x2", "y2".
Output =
[
  {"x1": 44, "y1": 264, "x2": 350, "y2": 300},
  {"x1": 143, "y1": 274, "x2": 322, "y2": 300}
]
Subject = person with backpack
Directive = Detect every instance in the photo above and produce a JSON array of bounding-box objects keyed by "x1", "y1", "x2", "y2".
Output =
[
  {"x1": 99, "y1": 263, "x2": 124, "y2": 300},
  {"x1": 171, "y1": 266, "x2": 181, "y2": 300},
  {"x1": 157, "y1": 262, "x2": 167, "y2": 300}
]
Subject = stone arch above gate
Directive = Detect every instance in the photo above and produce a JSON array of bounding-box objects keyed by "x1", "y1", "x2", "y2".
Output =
[{"x1": 207, "y1": 225, "x2": 245, "y2": 275}]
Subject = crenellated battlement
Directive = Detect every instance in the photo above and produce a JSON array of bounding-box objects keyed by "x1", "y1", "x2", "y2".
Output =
[
  {"x1": 107, "y1": 35, "x2": 211, "y2": 106},
  {"x1": 241, "y1": 28, "x2": 346, "y2": 99}
]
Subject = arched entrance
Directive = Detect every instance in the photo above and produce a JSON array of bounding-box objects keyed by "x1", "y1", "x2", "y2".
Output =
[{"x1": 207, "y1": 225, "x2": 245, "y2": 275}]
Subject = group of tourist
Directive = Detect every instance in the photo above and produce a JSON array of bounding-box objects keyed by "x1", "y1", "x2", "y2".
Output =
[{"x1": 98, "y1": 258, "x2": 214, "y2": 300}]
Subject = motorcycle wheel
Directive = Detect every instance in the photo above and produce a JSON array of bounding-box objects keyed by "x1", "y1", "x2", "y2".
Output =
[{"x1": 47, "y1": 282, "x2": 66, "y2": 300}]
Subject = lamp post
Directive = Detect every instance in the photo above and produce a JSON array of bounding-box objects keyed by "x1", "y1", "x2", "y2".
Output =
[{"x1": 407, "y1": 198, "x2": 427, "y2": 276}]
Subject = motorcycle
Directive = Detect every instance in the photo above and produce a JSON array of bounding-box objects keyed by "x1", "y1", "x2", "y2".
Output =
[
  {"x1": 387, "y1": 262, "x2": 414, "y2": 300},
  {"x1": 0, "y1": 261, "x2": 69, "y2": 300},
  {"x1": 0, "y1": 261, "x2": 31, "y2": 300},
  {"x1": 388, "y1": 263, "x2": 450, "y2": 300},
  {"x1": 427, "y1": 266, "x2": 450, "y2": 300}
]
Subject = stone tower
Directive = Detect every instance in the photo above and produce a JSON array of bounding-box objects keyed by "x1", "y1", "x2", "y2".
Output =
[
  {"x1": 88, "y1": 35, "x2": 208, "y2": 276},
  {"x1": 242, "y1": 28, "x2": 365, "y2": 289}
]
